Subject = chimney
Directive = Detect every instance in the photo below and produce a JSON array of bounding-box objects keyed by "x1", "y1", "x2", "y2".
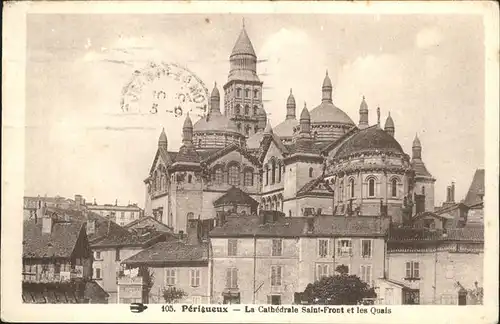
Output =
[
  {"x1": 86, "y1": 219, "x2": 96, "y2": 235},
  {"x1": 302, "y1": 215, "x2": 315, "y2": 234},
  {"x1": 451, "y1": 182, "x2": 455, "y2": 203},
  {"x1": 42, "y1": 209, "x2": 53, "y2": 234},
  {"x1": 75, "y1": 195, "x2": 82, "y2": 209},
  {"x1": 446, "y1": 186, "x2": 451, "y2": 202},
  {"x1": 186, "y1": 219, "x2": 201, "y2": 245}
]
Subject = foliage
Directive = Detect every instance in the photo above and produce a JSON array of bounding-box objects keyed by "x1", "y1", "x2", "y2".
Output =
[
  {"x1": 302, "y1": 265, "x2": 376, "y2": 305},
  {"x1": 162, "y1": 286, "x2": 187, "y2": 304}
]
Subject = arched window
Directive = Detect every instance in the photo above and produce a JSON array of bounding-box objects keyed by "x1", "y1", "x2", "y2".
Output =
[
  {"x1": 245, "y1": 125, "x2": 250, "y2": 136},
  {"x1": 236, "y1": 88, "x2": 241, "y2": 97},
  {"x1": 422, "y1": 186, "x2": 426, "y2": 195},
  {"x1": 254, "y1": 125, "x2": 259, "y2": 134},
  {"x1": 271, "y1": 160, "x2": 276, "y2": 184},
  {"x1": 391, "y1": 179, "x2": 398, "y2": 197},
  {"x1": 235, "y1": 105, "x2": 241, "y2": 115},
  {"x1": 237, "y1": 123, "x2": 241, "y2": 131},
  {"x1": 244, "y1": 105, "x2": 249, "y2": 115},
  {"x1": 277, "y1": 163, "x2": 282, "y2": 183},
  {"x1": 187, "y1": 212, "x2": 194, "y2": 220},
  {"x1": 188, "y1": 174, "x2": 192, "y2": 183},
  {"x1": 156, "y1": 170, "x2": 161, "y2": 191},
  {"x1": 244, "y1": 169, "x2": 254, "y2": 186},
  {"x1": 245, "y1": 89, "x2": 249, "y2": 98},
  {"x1": 253, "y1": 106, "x2": 258, "y2": 115},
  {"x1": 339, "y1": 181, "x2": 344, "y2": 202},
  {"x1": 198, "y1": 139, "x2": 202, "y2": 147},
  {"x1": 309, "y1": 167, "x2": 313, "y2": 178},
  {"x1": 254, "y1": 89, "x2": 258, "y2": 98},
  {"x1": 313, "y1": 131, "x2": 318, "y2": 140},
  {"x1": 289, "y1": 210, "x2": 292, "y2": 217},
  {"x1": 265, "y1": 165, "x2": 269, "y2": 185},
  {"x1": 368, "y1": 178, "x2": 376, "y2": 197},
  {"x1": 349, "y1": 178, "x2": 355, "y2": 198},
  {"x1": 228, "y1": 164, "x2": 240, "y2": 186},
  {"x1": 213, "y1": 167, "x2": 223, "y2": 185}
]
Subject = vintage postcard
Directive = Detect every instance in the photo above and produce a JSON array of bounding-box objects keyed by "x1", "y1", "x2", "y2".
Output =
[{"x1": 1, "y1": 1, "x2": 499, "y2": 323}]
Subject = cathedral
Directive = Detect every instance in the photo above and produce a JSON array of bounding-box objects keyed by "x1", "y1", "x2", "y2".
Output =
[{"x1": 144, "y1": 24, "x2": 435, "y2": 234}]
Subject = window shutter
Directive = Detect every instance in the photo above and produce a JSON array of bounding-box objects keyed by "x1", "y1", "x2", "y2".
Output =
[
  {"x1": 277, "y1": 266, "x2": 282, "y2": 286},
  {"x1": 232, "y1": 268, "x2": 238, "y2": 288},
  {"x1": 414, "y1": 262, "x2": 420, "y2": 278},
  {"x1": 267, "y1": 295, "x2": 272, "y2": 304},
  {"x1": 406, "y1": 262, "x2": 411, "y2": 278},
  {"x1": 226, "y1": 268, "x2": 231, "y2": 288}
]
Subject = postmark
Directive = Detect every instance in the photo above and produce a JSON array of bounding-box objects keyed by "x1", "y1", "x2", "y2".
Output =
[{"x1": 120, "y1": 61, "x2": 209, "y2": 119}]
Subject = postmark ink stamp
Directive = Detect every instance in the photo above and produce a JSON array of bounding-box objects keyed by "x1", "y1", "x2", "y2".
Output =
[{"x1": 120, "y1": 61, "x2": 209, "y2": 118}]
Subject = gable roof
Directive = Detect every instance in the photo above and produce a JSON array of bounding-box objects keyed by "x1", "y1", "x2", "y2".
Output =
[
  {"x1": 388, "y1": 226, "x2": 484, "y2": 243},
  {"x1": 124, "y1": 216, "x2": 173, "y2": 233},
  {"x1": 148, "y1": 147, "x2": 177, "y2": 174},
  {"x1": 202, "y1": 142, "x2": 260, "y2": 166},
  {"x1": 23, "y1": 220, "x2": 85, "y2": 258},
  {"x1": 121, "y1": 240, "x2": 209, "y2": 266},
  {"x1": 463, "y1": 169, "x2": 485, "y2": 207},
  {"x1": 297, "y1": 176, "x2": 334, "y2": 197},
  {"x1": 258, "y1": 132, "x2": 289, "y2": 163},
  {"x1": 213, "y1": 186, "x2": 259, "y2": 206}
]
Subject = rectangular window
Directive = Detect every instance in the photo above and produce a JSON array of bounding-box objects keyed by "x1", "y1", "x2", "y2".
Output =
[
  {"x1": 272, "y1": 239, "x2": 283, "y2": 256},
  {"x1": 360, "y1": 265, "x2": 372, "y2": 285},
  {"x1": 337, "y1": 239, "x2": 352, "y2": 257},
  {"x1": 115, "y1": 249, "x2": 121, "y2": 261},
  {"x1": 318, "y1": 239, "x2": 329, "y2": 258},
  {"x1": 192, "y1": 296, "x2": 202, "y2": 304},
  {"x1": 405, "y1": 261, "x2": 420, "y2": 279},
  {"x1": 267, "y1": 295, "x2": 281, "y2": 305},
  {"x1": 403, "y1": 289, "x2": 420, "y2": 305},
  {"x1": 226, "y1": 268, "x2": 238, "y2": 288},
  {"x1": 131, "y1": 212, "x2": 135, "y2": 219},
  {"x1": 315, "y1": 264, "x2": 329, "y2": 281},
  {"x1": 95, "y1": 251, "x2": 101, "y2": 260},
  {"x1": 228, "y1": 239, "x2": 238, "y2": 256},
  {"x1": 121, "y1": 211, "x2": 125, "y2": 219},
  {"x1": 236, "y1": 89, "x2": 241, "y2": 97},
  {"x1": 95, "y1": 267, "x2": 101, "y2": 279},
  {"x1": 361, "y1": 239, "x2": 372, "y2": 258},
  {"x1": 165, "y1": 269, "x2": 176, "y2": 286},
  {"x1": 190, "y1": 269, "x2": 201, "y2": 287},
  {"x1": 271, "y1": 265, "x2": 282, "y2": 286},
  {"x1": 245, "y1": 89, "x2": 249, "y2": 98}
]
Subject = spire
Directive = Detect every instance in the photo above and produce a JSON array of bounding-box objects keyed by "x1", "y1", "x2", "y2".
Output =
[
  {"x1": 412, "y1": 133, "x2": 422, "y2": 159},
  {"x1": 231, "y1": 24, "x2": 256, "y2": 57},
  {"x1": 158, "y1": 127, "x2": 168, "y2": 150},
  {"x1": 264, "y1": 121, "x2": 273, "y2": 134},
  {"x1": 286, "y1": 88, "x2": 296, "y2": 120},
  {"x1": 299, "y1": 102, "x2": 311, "y2": 136},
  {"x1": 182, "y1": 112, "x2": 193, "y2": 145},
  {"x1": 322, "y1": 70, "x2": 333, "y2": 103},
  {"x1": 384, "y1": 112, "x2": 395, "y2": 137},
  {"x1": 210, "y1": 82, "x2": 221, "y2": 114},
  {"x1": 358, "y1": 96, "x2": 369, "y2": 129},
  {"x1": 376, "y1": 107, "x2": 381, "y2": 128}
]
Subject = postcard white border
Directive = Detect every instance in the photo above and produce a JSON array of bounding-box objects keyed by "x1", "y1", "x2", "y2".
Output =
[{"x1": 2, "y1": 1, "x2": 498, "y2": 323}]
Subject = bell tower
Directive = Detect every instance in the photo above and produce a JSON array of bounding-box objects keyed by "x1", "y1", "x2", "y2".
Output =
[{"x1": 223, "y1": 20, "x2": 266, "y2": 137}]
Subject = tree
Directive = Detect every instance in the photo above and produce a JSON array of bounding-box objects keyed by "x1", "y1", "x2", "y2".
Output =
[
  {"x1": 162, "y1": 287, "x2": 187, "y2": 304},
  {"x1": 302, "y1": 265, "x2": 376, "y2": 305}
]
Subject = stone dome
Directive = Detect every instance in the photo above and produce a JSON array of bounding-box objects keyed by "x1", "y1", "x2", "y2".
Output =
[
  {"x1": 193, "y1": 111, "x2": 241, "y2": 135},
  {"x1": 334, "y1": 126, "x2": 405, "y2": 159},
  {"x1": 309, "y1": 101, "x2": 355, "y2": 126},
  {"x1": 274, "y1": 118, "x2": 298, "y2": 139}
]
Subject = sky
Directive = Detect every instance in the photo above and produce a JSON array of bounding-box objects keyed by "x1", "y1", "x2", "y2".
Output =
[{"x1": 25, "y1": 13, "x2": 485, "y2": 208}]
